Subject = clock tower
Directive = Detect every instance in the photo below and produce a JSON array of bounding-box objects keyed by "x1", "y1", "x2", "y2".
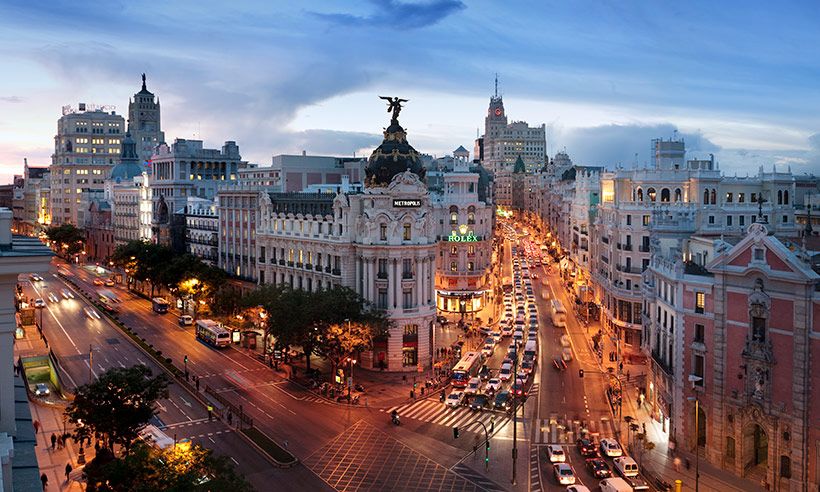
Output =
[{"x1": 484, "y1": 75, "x2": 507, "y2": 174}]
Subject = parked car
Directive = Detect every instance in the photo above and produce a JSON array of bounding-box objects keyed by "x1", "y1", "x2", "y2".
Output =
[
  {"x1": 178, "y1": 315, "x2": 193, "y2": 326},
  {"x1": 585, "y1": 457, "x2": 612, "y2": 478},
  {"x1": 34, "y1": 383, "x2": 50, "y2": 396},
  {"x1": 445, "y1": 391, "x2": 464, "y2": 408},
  {"x1": 546, "y1": 444, "x2": 566, "y2": 463},
  {"x1": 599, "y1": 438, "x2": 623, "y2": 457},
  {"x1": 576, "y1": 437, "x2": 597, "y2": 457},
  {"x1": 552, "y1": 463, "x2": 576, "y2": 485}
]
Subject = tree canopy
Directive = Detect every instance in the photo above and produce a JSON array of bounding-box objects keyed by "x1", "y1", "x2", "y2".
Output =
[
  {"x1": 45, "y1": 223, "x2": 85, "y2": 258},
  {"x1": 65, "y1": 365, "x2": 169, "y2": 453}
]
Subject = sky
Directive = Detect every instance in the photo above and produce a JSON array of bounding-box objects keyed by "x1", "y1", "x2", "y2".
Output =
[{"x1": 1, "y1": 0, "x2": 819, "y2": 184}]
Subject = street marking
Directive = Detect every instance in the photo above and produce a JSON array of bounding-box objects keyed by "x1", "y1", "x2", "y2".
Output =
[{"x1": 179, "y1": 396, "x2": 192, "y2": 407}]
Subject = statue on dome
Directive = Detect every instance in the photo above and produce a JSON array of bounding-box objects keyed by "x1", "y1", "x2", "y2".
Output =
[{"x1": 379, "y1": 96, "x2": 408, "y2": 122}]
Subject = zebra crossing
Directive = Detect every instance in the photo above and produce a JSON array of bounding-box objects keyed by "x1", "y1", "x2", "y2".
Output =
[
  {"x1": 532, "y1": 415, "x2": 613, "y2": 444},
  {"x1": 382, "y1": 399, "x2": 511, "y2": 431}
]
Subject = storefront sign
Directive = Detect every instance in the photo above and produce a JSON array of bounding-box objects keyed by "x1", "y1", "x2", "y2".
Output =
[
  {"x1": 447, "y1": 230, "x2": 481, "y2": 242},
  {"x1": 393, "y1": 199, "x2": 421, "y2": 208}
]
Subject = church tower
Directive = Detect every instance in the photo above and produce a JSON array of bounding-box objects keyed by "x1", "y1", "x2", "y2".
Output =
[{"x1": 128, "y1": 73, "x2": 164, "y2": 164}]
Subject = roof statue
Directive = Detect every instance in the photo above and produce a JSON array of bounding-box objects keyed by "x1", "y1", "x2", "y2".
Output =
[
  {"x1": 379, "y1": 96, "x2": 408, "y2": 123},
  {"x1": 365, "y1": 97, "x2": 426, "y2": 187}
]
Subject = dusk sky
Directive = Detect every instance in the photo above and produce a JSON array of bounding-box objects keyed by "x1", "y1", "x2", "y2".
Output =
[{"x1": 1, "y1": 0, "x2": 819, "y2": 184}]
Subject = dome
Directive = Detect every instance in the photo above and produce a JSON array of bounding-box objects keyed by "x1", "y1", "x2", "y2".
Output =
[
  {"x1": 110, "y1": 132, "x2": 143, "y2": 182},
  {"x1": 365, "y1": 98, "x2": 426, "y2": 187}
]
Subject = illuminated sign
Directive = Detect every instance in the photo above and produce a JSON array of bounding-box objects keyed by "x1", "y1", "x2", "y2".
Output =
[
  {"x1": 393, "y1": 199, "x2": 422, "y2": 208},
  {"x1": 447, "y1": 224, "x2": 481, "y2": 242}
]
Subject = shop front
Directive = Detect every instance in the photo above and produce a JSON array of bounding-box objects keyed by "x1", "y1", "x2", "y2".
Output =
[{"x1": 436, "y1": 289, "x2": 488, "y2": 314}]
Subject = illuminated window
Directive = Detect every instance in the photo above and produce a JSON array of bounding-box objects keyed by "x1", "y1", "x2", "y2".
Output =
[
  {"x1": 403, "y1": 224, "x2": 411, "y2": 241},
  {"x1": 92, "y1": 170, "x2": 102, "y2": 175},
  {"x1": 450, "y1": 213, "x2": 458, "y2": 225},
  {"x1": 695, "y1": 292, "x2": 705, "y2": 314},
  {"x1": 380, "y1": 224, "x2": 386, "y2": 240},
  {"x1": 450, "y1": 261, "x2": 457, "y2": 272},
  {"x1": 108, "y1": 148, "x2": 118, "y2": 154},
  {"x1": 76, "y1": 138, "x2": 88, "y2": 144}
]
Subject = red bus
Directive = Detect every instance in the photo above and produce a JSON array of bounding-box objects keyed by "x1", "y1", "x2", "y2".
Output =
[{"x1": 451, "y1": 352, "x2": 482, "y2": 388}]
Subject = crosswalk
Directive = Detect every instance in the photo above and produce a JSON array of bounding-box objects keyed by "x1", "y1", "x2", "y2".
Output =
[
  {"x1": 383, "y1": 399, "x2": 511, "y2": 431},
  {"x1": 532, "y1": 415, "x2": 613, "y2": 444}
]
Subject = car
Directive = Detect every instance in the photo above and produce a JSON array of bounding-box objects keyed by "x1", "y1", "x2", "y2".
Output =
[
  {"x1": 576, "y1": 437, "x2": 597, "y2": 457},
  {"x1": 100, "y1": 302, "x2": 117, "y2": 313},
  {"x1": 512, "y1": 332, "x2": 524, "y2": 346},
  {"x1": 490, "y1": 330, "x2": 503, "y2": 342},
  {"x1": 546, "y1": 444, "x2": 566, "y2": 463},
  {"x1": 521, "y1": 359, "x2": 534, "y2": 374},
  {"x1": 499, "y1": 363, "x2": 513, "y2": 381},
  {"x1": 566, "y1": 486, "x2": 591, "y2": 492},
  {"x1": 599, "y1": 438, "x2": 623, "y2": 457},
  {"x1": 482, "y1": 344, "x2": 494, "y2": 357},
  {"x1": 92, "y1": 279, "x2": 104, "y2": 286},
  {"x1": 516, "y1": 369, "x2": 528, "y2": 382},
  {"x1": 585, "y1": 457, "x2": 612, "y2": 478},
  {"x1": 468, "y1": 394, "x2": 489, "y2": 411},
  {"x1": 561, "y1": 347, "x2": 573, "y2": 361},
  {"x1": 531, "y1": 272, "x2": 538, "y2": 279},
  {"x1": 445, "y1": 391, "x2": 464, "y2": 408},
  {"x1": 599, "y1": 477, "x2": 634, "y2": 492},
  {"x1": 104, "y1": 279, "x2": 115, "y2": 287},
  {"x1": 552, "y1": 463, "x2": 576, "y2": 485},
  {"x1": 613, "y1": 456, "x2": 640, "y2": 477},
  {"x1": 527, "y1": 328, "x2": 537, "y2": 340},
  {"x1": 511, "y1": 378, "x2": 527, "y2": 397},
  {"x1": 60, "y1": 288, "x2": 75, "y2": 299},
  {"x1": 560, "y1": 334, "x2": 571, "y2": 347},
  {"x1": 33, "y1": 298, "x2": 46, "y2": 308},
  {"x1": 34, "y1": 383, "x2": 50, "y2": 396},
  {"x1": 83, "y1": 307, "x2": 100, "y2": 320},
  {"x1": 493, "y1": 390, "x2": 512, "y2": 411},
  {"x1": 501, "y1": 324, "x2": 514, "y2": 336},
  {"x1": 47, "y1": 292, "x2": 60, "y2": 303},
  {"x1": 464, "y1": 377, "x2": 481, "y2": 395},
  {"x1": 485, "y1": 378, "x2": 502, "y2": 393},
  {"x1": 478, "y1": 365, "x2": 492, "y2": 381},
  {"x1": 178, "y1": 315, "x2": 193, "y2": 326}
]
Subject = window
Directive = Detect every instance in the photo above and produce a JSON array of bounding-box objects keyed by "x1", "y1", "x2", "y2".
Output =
[
  {"x1": 450, "y1": 261, "x2": 457, "y2": 272},
  {"x1": 674, "y1": 188, "x2": 682, "y2": 202},
  {"x1": 703, "y1": 189, "x2": 709, "y2": 205},
  {"x1": 753, "y1": 247, "x2": 765, "y2": 261},
  {"x1": 751, "y1": 192, "x2": 757, "y2": 203},
  {"x1": 467, "y1": 261, "x2": 474, "y2": 271},
  {"x1": 782, "y1": 215, "x2": 788, "y2": 224},
  {"x1": 380, "y1": 224, "x2": 387, "y2": 240},
  {"x1": 402, "y1": 258, "x2": 412, "y2": 278},
  {"x1": 377, "y1": 288, "x2": 388, "y2": 309},
  {"x1": 468, "y1": 245, "x2": 475, "y2": 255},
  {"x1": 779, "y1": 455, "x2": 791, "y2": 479},
  {"x1": 402, "y1": 289, "x2": 413, "y2": 309},
  {"x1": 693, "y1": 355, "x2": 704, "y2": 386},
  {"x1": 647, "y1": 188, "x2": 657, "y2": 201},
  {"x1": 643, "y1": 215, "x2": 650, "y2": 226},
  {"x1": 695, "y1": 292, "x2": 705, "y2": 314},
  {"x1": 739, "y1": 215, "x2": 745, "y2": 226},
  {"x1": 467, "y1": 213, "x2": 475, "y2": 225},
  {"x1": 661, "y1": 188, "x2": 670, "y2": 202},
  {"x1": 738, "y1": 193, "x2": 745, "y2": 203},
  {"x1": 450, "y1": 212, "x2": 458, "y2": 225},
  {"x1": 450, "y1": 245, "x2": 457, "y2": 255},
  {"x1": 726, "y1": 192, "x2": 733, "y2": 203},
  {"x1": 378, "y1": 258, "x2": 388, "y2": 277},
  {"x1": 710, "y1": 189, "x2": 716, "y2": 205},
  {"x1": 752, "y1": 316, "x2": 766, "y2": 342},
  {"x1": 708, "y1": 216, "x2": 715, "y2": 224},
  {"x1": 626, "y1": 215, "x2": 632, "y2": 226},
  {"x1": 694, "y1": 323, "x2": 705, "y2": 343},
  {"x1": 259, "y1": 246, "x2": 266, "y2": 263},
  {"x1": 726, "y1": 215, "x2": 733, "y2": 226},
  {"x1": 403, "y1": 324, "x2": 418, "y2": 336},
  {"x1": 403, "y1": 223, "x2": 411, "y2": 241}
]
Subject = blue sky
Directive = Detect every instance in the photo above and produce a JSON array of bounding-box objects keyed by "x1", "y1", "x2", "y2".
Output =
[{"x1": 1, "y1": 0, "x2": 819, "y2": 183}]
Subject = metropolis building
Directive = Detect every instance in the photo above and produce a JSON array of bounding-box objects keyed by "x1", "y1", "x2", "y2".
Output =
[{"x1": 253, "y1": 101, "x2": 437, "y2": 371}]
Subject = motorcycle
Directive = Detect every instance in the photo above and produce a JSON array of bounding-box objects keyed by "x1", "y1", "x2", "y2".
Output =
[
  {"x1": 391, "y1": 412, "x2": 401, "y2": 426},
  {"x1": 354, "y1": 383, "x2": 365, "y2": 392}
]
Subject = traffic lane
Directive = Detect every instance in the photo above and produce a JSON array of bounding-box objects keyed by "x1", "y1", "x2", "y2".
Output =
[{"x1": 27, "y1": 277, "x2": 201, "y2": 425}]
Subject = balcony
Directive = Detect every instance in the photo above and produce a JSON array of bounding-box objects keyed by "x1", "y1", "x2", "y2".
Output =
[
  {"x1": 305, "y1": 263, "x2": 312, "y2": 270},
  {"x1": 684, "y1": 261, "x2": 713, "y2": 277},
  {"x1": 315, "y1": 264, "x2": 322, "y2": 272},
  {"x1": 651, "y1": 350, "x2": 674, "y2": 376},
  {"x1": 287, "y1": 261, "x2": 294, "y2": 267},
  {"x1": 377, "y1": 271, "x2": 388, "y2": 280},
  {"x1": 639, "y1": 245, "x2": 650, "y2": 253},
  {"x1": 617, "y1": 243, "x2": 633, "y2": 251},
  {"x1": 332, "y1": 268, "x2": 341, "y2": 276},
  {"x1": 325, "y1": 266, "x2": 332, "y2": 273},
  {"x1": 616, "y1": 264, "x2": 641, "y2": 275},
  {"x1": 278, "y1": 259, "x2": 285, "y2": 266},
  {"x1": 402, "y1": 272, "x2": 414, "y2": 280}
]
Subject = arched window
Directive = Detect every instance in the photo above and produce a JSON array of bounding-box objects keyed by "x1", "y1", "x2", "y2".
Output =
[
  {"x1": 637, "y1": 188, "x2": 644, "y2": 202},
  {"x1": 703, "y1": 189, "x2": 709, "y2": 205},
  {"x1": 661, "y1": 188, "x2": 670, "y2": 202},
  {"x1": 467, "y1": 213, "x2": 475, "y2": 225},
  {"x1": 647, "y1": 188, "x2": 657, "y2": 202},
  {"x1": 783, "y1": 190, "x2": 789, "y2": 205},
  {"x1": 674, "y1": 188, "x2": 682, "y2": 202},
  {"x1": 777, "y1": 190, "x2": 783, "y2": 205},
  {"x1": 710, "y1": 189, "x2": 717, "y2": 205},
  {"x1": 450, "y1": 213, "x2": 458, "y2": 225}
]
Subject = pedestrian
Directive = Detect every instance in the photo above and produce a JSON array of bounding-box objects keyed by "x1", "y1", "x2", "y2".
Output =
[
  {"x1": 421, "y1": 386, "x2": 425, "y2": 396},
  {"x1": 50, "y1": 433, "x2": 56, "y2": 450},
  {"x1": 64, "y1": 463, "x2": 72, "y2": 482},
  {"x1": 673, "y1": 456, "x2": 682, "y2": 472},
  {"x1": 410, "y1": 389, "x2": 415, "y2": 400},
  {"x1": 94, "y1": 440, "x2": 100, "y2": 453},
  {"x1": 642, "y1": 422, "x2": 647, "y2": 435},
  {"x1": 619, "y1": 362, "x2": 624, "y2": 373},
  {"x1": 40, "y1": 472, "x2": 48, "y2": 490},
  {"x1": 33, "y1": 420, "x2": 41, "y2": 434},
  {"x1": 227, "y1": 411, "x2": 233, "y2": 426},
  {"x1": 207, "y1": 405, "x2": 213, "y2": 421},
  {"x1": 57, "y1": 435, "x2": 63, "y2": 449},
  {"x1": 195, "y1": 376, "x2": 200, "y2": 391},
  {"x1": 637, "y1": 396, "x2": 641, "y2": 408}
]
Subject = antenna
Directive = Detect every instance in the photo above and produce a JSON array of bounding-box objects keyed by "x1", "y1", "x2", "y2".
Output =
[{"x1": 494, "y1": 73, "x2": 498, "y2": 98}]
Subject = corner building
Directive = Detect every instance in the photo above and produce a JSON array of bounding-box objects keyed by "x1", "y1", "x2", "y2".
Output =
[{"x1": 255, "y1": 107, "x2": 436, "y2": 371}]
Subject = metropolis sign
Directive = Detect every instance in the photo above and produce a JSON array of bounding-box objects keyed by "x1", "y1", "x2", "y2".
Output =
[
  {"x1": 448, "y1": 224, "x2": 482, "y2": 242},
  {"x1": 393, "y1": 199, "x2": 422, "y2": 208}
]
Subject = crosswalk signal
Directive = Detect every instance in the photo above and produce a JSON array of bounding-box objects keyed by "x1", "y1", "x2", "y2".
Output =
[
  {"x1": 453, "y1": 427, "x2": 459, "y2": 439},
  {"x1": 579, "y1": 369, "x2": 584, "y2": 378}
]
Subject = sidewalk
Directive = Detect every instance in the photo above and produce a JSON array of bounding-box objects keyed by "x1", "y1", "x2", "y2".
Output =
[{"x1": 29, "y1": 403, "x2": 93, "y2": 491}]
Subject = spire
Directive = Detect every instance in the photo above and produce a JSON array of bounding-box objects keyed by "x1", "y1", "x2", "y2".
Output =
[
  {"x1": 141, "y1": 73, "x2": 146, "y2": 91},
  {"x1": 513, "y1": 155, "x2": 526, "y2": 174},
  {"x1": 494, "y1": 73, "x2": 498, "y2": 98}
]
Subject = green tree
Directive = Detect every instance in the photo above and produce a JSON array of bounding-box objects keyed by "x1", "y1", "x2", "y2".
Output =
[
  {"x1": 65, "y1": 365, "x2": 169, "y2": 453},
  {"x1": 45, "y1": 224, "x2": 85, "y2": 258},
  {"x1": 83, "y1": 440, "x2": 253, "y2": 492}
]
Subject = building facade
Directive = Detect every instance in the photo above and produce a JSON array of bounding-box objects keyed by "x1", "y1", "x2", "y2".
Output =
[
  {"x1": 184, "y1": 197, "x2": 219, "y2": 265},
  {"x1": 49, "y1": 104, "x2": 124, "y2": 225},
  {"x1": 127, "y1": 74, "x2": 164, "y2": 164},
  {"x1": 480, "y1": 89, "x2": 546, "y2": 175}
]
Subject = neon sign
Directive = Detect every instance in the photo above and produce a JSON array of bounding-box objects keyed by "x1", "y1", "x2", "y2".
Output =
[{"x1": 448, "y1": 224, "x2": 481, "y2": 242}]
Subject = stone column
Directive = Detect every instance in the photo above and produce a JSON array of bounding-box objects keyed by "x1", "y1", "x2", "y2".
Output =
[
  {"x1": 354, "y1": 255, "x2": 361, "y2": 297},
  {"x1": 415, "y1": 256, "x2": 422, "y2": 308}
]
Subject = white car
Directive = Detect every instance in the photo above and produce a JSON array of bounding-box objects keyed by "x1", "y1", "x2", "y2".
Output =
[
  {"x1": 445, "y1": 391, "x2": 464, "y2": 408},
  {"x1": 47, "y1": 292, "x2": 60, "y2": 303},
  {"x1": 560, "y1": 334, "x2": 571, "y2": 347},
  {"x1": 178, "y1": 315, "x2": 193, "y2": 326},
  {"x1": 600, "y1": 438, "x2": 623, "y2": 457},
  {"x1": 553, "y1": 463, "x2": 576, "y2": 485},
  {"x1": 490, "y1": 330, "x2": 503, "y2": 342},
  {"x1": 566, "y1": 486, "x2": 591, "y2": 492},
  {"x1": 546, "y1": 444, "x2": 566, "y2": 463},
  {"x1": 83, "y1": 307, "x2": 100, "y2": 320},
  {"x1": 464, "y1": 377, "x2": 481, "y2": 395},
  {"x1": 501, "y1": 325, "x2": 514, "y2": 336},
  {"x1": 485, "y1": 378, "x2": 502, "y2": 393},
  {"x1": 499, "y1": 363, "x2": 513, "y2": 381},
  {"x1": 34, "y1": 383, "x2": 50, "y2": 396},
  {"x1": 482, "y1": 344, "x2": 495, "y2": 357},
  {"x1": 61, "y1": 288, "x2": 75, "y2": 299},
  {"x1": 33, "y1": 298, "x2": 46, "y2": 308}
]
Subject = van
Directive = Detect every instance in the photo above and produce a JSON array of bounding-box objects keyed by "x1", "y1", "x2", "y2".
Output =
[
  {"x1": 612, "y1": 457, "x2": 649, "y2": 490},
  {"x1": 523, "y1": 340, "x2": 537, "y2": 359},
  {"x1": 550, "y1": 299, "x2": 567, "y2": 328},
  {"x1": 599, "y1": 477, "x2": 633, "y2": 492}
]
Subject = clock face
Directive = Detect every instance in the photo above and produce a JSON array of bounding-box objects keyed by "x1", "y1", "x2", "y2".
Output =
[{"x1": 494, "y1": 108, "x2": 502, "y2": 116}]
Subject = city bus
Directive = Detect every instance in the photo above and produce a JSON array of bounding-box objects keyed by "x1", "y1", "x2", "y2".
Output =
[
  {"x1": 152, "y1": 297, "x2": 169, "y2": 314},
  {"x1": 550, "y1": 299, "x2": 567, "y2": 328},
  {"x1": 195, "y1": 319, "x2": 231, "y2": 348},
  {"x1": 451, "y1": 351, "x2": 482, "y2": 388}
]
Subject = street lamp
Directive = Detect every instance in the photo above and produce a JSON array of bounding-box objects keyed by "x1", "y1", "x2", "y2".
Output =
[{"x1": 688, "y1": 374, "x2": 703, "y2": 492}]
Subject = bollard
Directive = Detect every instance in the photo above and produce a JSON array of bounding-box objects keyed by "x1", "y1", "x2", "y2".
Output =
[{"x1": 674, "y1": 479, "x2": 682, "y2": 492}]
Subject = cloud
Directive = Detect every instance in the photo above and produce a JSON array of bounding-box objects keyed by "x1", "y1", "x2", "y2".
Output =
[
  {"x1": 0, "y1": 96, "x2": 23, "y2": 103},
  {"x1": 288, "y1": 129, "x2": 381, "y2": 157},
  {"x1": 558, "y1": 123, "x2": 721, "y2": 168},
  {"x1": 312, "y1": 0, "x2": 465, "y2": 29}
]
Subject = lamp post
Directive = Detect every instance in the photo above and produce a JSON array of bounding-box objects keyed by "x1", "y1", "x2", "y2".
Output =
[{"x1": 688, "y1": 374, "x2": 703, "y2": 492}]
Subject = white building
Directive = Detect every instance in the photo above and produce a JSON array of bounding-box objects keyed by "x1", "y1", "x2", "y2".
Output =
[
  {"x1": 479, "y1": 86, "x2": 546, "y2": 175},
  {"x1": 184, "y1": 197, "x2": 219, "y2": 265},
  {"x1": 49, "y1": 103, "x2": 125, "y2": 225},
  {"x1": 108, "y1": 132, "x2": 148, "y2": 246}
]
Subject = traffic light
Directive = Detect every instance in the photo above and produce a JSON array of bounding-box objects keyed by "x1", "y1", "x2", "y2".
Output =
[
  {"x1": 579, "y1": 369, "x2": 584, "y2": 378},
  {"x1": 453, "y1": 427, "x2": 460, "y2": 439},
  {"x1": 184, "y1": 355, "x2": 188, "y2": 364}
]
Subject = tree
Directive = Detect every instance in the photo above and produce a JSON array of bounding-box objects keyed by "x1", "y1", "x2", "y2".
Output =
[
  {"x1": 45, "y1": 224, "x2": 85, "y2": 259},
  {"x1": 83, "y1": 440, "x2": 253, "y2": 492},
  {"x1": 65, "y1": 365, "x2": 169, "y2": 453}
]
